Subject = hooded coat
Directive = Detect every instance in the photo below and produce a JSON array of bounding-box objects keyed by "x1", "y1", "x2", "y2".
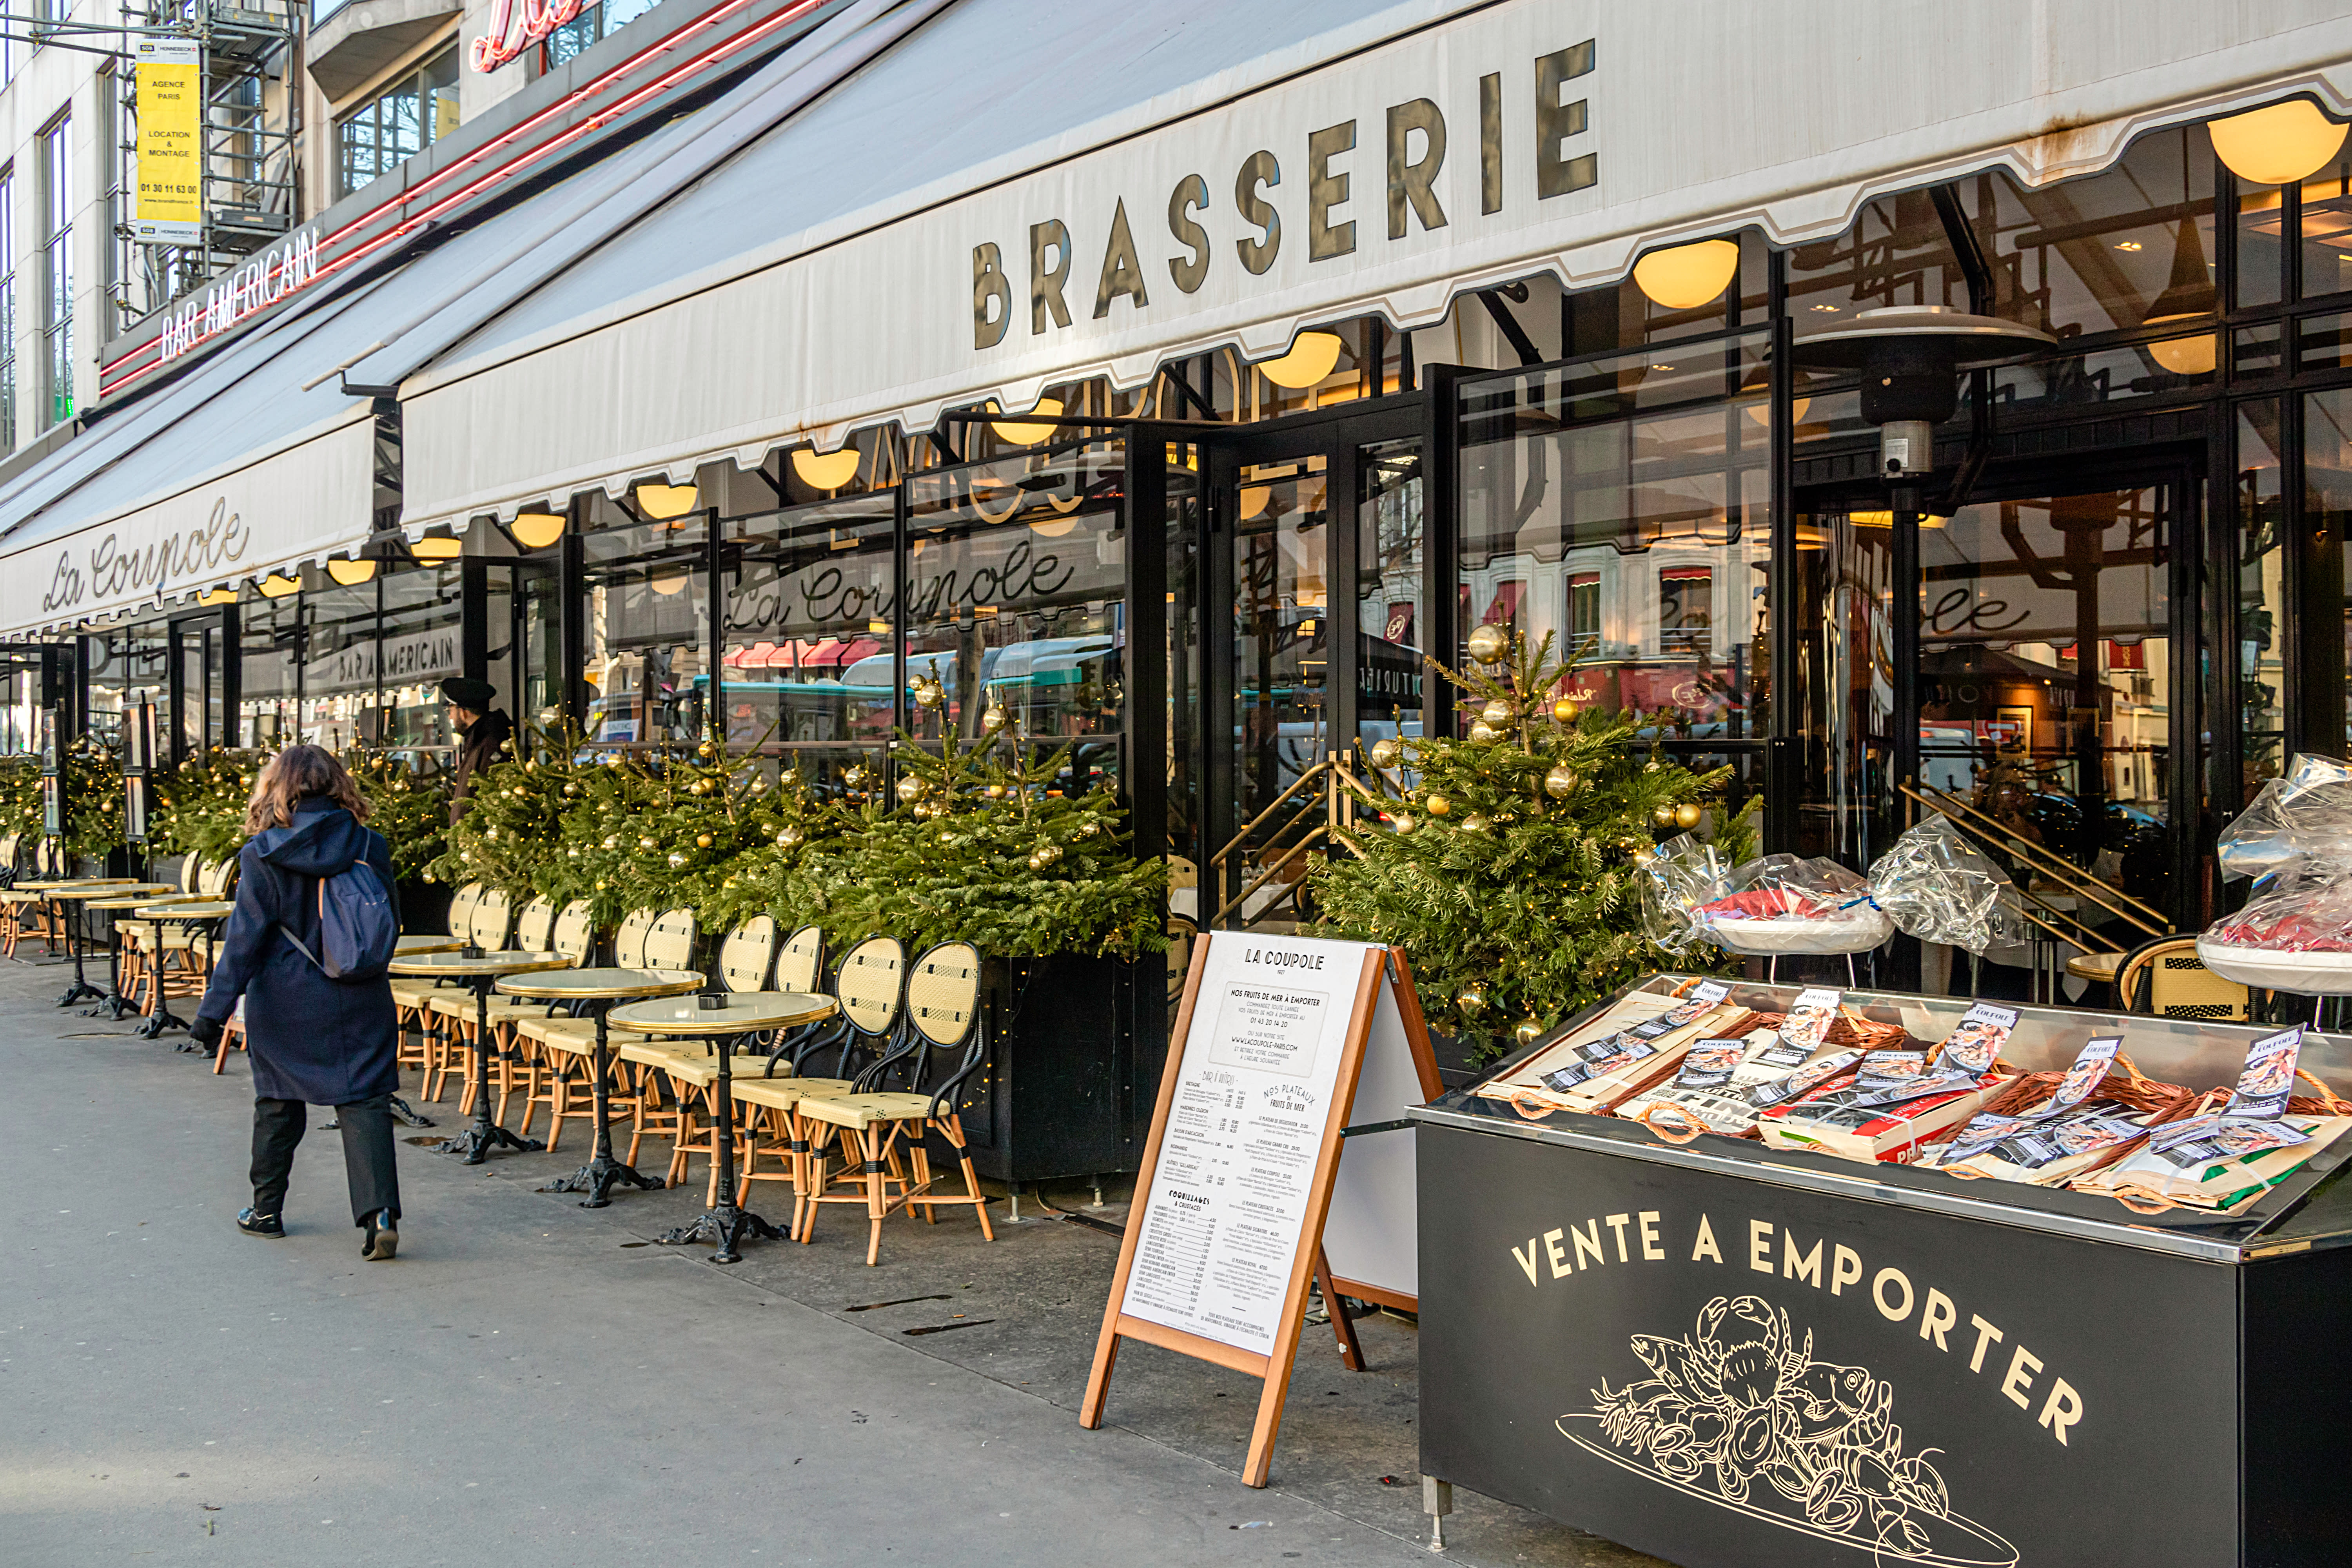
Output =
[{"x1": 195, "y1": 797, "x2": 400, "y2": 1105}]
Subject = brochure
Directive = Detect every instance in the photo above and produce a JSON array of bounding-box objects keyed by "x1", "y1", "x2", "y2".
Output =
[
  {"x1": 2221, "y1": 1025, "x2": 2303, "y2": 1121},
  {"x1": 1629, "y1": 980, "x2": 1732, "y2": 1040},
  {"x1": 1933, "y1": 1002, "x2": 2019, "y2": 1075},
  {"x1": 1775, "y1": 987, "x2": 1842, "y2": 1055}
]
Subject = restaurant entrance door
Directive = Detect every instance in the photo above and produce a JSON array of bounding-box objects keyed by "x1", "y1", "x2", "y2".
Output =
[{"x1": 1191, "y1": 394, "x2": 1434, "y2": 929}]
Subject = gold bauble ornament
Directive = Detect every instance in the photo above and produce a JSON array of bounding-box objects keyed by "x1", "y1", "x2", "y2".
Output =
[
  {"x1": 484, "y1": 826, "x2": 497, "y2": 840},
  {"x1": 690, "y1": 779, "x2": 711, "y2": 796},
  {"x1": 777, "y1": 826, "x2": 804, "y2": 849},
  {"x1": 1651, "y1": 804, "x2": 1677, "y2": 826},
  {"x1": 1034, "y1": 842, "x2": 1063, "y2": 866},
  {"x1": 1425, "y1": 794, "x2": 1452, "y2": 817},
  {"x1": 1552, "y1": 695, "x2": 1581, "y2": 722},
  {"x1": 1456, "y1": 982, "x2": 1488, "y2": 1013},
  {"x1": 667, "y1": 851, "x2": 687, "y2": 868},
  {"x1": 1674, "y1": 802, "x2": 1703, "y2": 829},
  {"x1": 1544, "y1": 764, "x2": 1579, "y2": 798},
  {"x1": 1481, "y1": 698, "x2": 1515, "y2": 726},
  {"x1": 638, "y1": 835, "x2": 657, "y2": 851},
  {"x1": 896, "y1": 775, "x2": 927, "y2": 803},
  {"x1": 1461, "y1": 813, "x2": 1491, "y2": 833},
  {"x1": 602, "y1": 753, "x2": 622, "y2": 768},
  {"x1": 1466, "y1": 623, "x2": 1510, "y2": 664},
  {"x1": 1390, "y1": 813, "x2": 1417, "y2": 835},
  {"x1": 1077, "y1": 821, "x2": 1101, "y2": 838},
  {"x1": 459, "y1": 851, "x2": 472, "y2": 863},
  {"x1": 1368, "y1": 737, "x2": 1403, "y2": 770},
  {"x1": 594, "y1": 879, "x2": 607, "y2": 891},
  {"x1": 697, "y1": 740, "x2": 717, "y2": 759},
  {"x1": 1644, "y1": 760, "x2": 1661, "y2": 773},
  {"x1": 1514, "y1": 1018, "x2": 1544, "y2": 1048},
  {"x1": 563, "y1": 781, "x2": 579, "y2": 796},
  {"x1": 1026, "y1": 854, "x2": 1045, "y2": 872},
  {"x1": 603, "y1": 835, "x2": 620, "y2": 850},
  {"x1": 981, "y1": 703, "x2": 1009, "y2": 733},
  {"x1": 985, "y1": 783, "x2": 1006, "y2": 800},
  {"x1": 1467, "y1": 719, "x2": 1500, "y2": 744},
  {"x1": 695, "y1": 832, "x2": 713, "y2": 848},
  {"x1": 914, "y1": 679, "x2": 946, "y2": 710}
]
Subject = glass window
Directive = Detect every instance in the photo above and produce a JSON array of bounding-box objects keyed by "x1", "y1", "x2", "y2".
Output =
[
  {"x1": 0, "y1": 165, "x2": 16, "y2": 452},
  {"x1": 83, "y1": 624, "x2": 168, "y2": 751},
  {"x1": 300, "y1": 579, "x2": 387, "y2": 751},
  {"x1": 376, "y1": 565, "x2": 466, "y2": 753},
  {"x1": 2238, "y1": 403, "x2": 2287, "y2": 791},
  {"x1": 546, "y1": 0, "x2": 662, "y2": 68},
  {"x1": 1785, "y1": 191, "x2": 1970, "y2": 320},
  {"x1": 40, "y1": 112, "x2": 71, "y2": 431},
  {"x1": 902, "y1": 439, "x2": 1127, "y2": 790},
  {"x1": 1791, "y1": 513, "x2": 1896, "y2": 866},
  {"x1": 583, "y1": 498, "x2": 710, "y2": 750},
  {"x1": 240, "y1": 597, "x2": 301, "y2": 747},
  {"x1": 2302, "y1": 142, "x2": 2352, "y2": 300},
  {"x1": 1357, "y1": 439, "x2": 1424, "y2": 757},
  {"x1": 2310, "y1": 390, "x2": 2352, "y2": 753},
  {"x1": 337, "y1": 47, "x2": 460, "y2": 199},
  {"x1": 718, "y1": 485, "x2": 897, "y2": 775},
  {"x1": 1456, "y1": 336, "x2": 1770, "y2": 741}
]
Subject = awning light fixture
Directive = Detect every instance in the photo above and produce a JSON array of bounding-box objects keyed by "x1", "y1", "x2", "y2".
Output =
[
  {"x1": 1257, "y1": 332, "x2": 1344, "y2": 389},
  {"x1": 1633, "y1": 240, "x2": 1740, "y2": 311},
  {"x1": 2209, "y1": 100, "x2": 2348, "y2": 187},
  {"x1": 792, "y1": 446, "x2": 862, "y2": 490},
  {"x1": 635, "y1": 481, "x2": 700, "y2": 519},
  {"x1": 508, "y1": 511, "x2": 566, "y2": 549},
  {"x1": 325, "y1": 558, "x2": 378, "y2": 586},
  {"x1": 991, "y1": 397, "x2": 1065, "y2": 445}
]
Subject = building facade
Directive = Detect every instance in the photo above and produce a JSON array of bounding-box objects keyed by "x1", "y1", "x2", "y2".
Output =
[{"x1": 2, "y1": 0, "x2": 2350, "y2": 999}]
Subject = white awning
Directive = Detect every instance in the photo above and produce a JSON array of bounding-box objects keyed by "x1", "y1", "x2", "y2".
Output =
[{"x1": 392, "y1": 0, "x2": 2352, "y2": 532}]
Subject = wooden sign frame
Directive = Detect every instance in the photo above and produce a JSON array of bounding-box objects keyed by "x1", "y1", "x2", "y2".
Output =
[{"x1": 1080, "y1": 933, "x2": 1423, "y2": 1487}]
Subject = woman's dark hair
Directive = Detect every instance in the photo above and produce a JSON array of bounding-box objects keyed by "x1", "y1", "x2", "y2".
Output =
[{"x1": 244, "y1": 745, "x2": 372, "y2": 834}]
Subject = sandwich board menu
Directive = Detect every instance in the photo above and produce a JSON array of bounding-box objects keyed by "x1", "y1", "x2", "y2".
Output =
[{"x1": 1082, "y1": 931, "x2": 1419, "y2": 1486}]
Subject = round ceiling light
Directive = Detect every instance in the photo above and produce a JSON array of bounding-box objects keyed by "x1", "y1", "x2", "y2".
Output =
[
  {"x1": 2209, "y1": 100, "x2": 2348, "y2": 187},
  {"x1": 792, "y1": 446, "x2": 862, "y2": 490},
  {"x1": 325, "y1": 558, "x2": 378, "y2": 586},
  {"x1": 634, "y1": 482, "x2": 700, "y2": 519},
  {"x1": 991, "y1": 398, "x2": 1065, "y2": 445},
  {"x1": 1632, "y1": 240, "x2": 1741, "y2": 311},
  {"x1": 509, "y1": 512, "x2": 566, "y2": 549},
  {"x1": 1257, "y1": 331, "x2": 1345, "y2": 389}
]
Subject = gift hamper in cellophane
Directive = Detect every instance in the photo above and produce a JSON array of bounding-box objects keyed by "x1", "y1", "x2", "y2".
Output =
[
  {"x1": 1690, "y1": 854, "x2": 1894, "y2": 955},
  {"x1": 2196, "y1": 754, "x2": 2352, "y2": 992}
]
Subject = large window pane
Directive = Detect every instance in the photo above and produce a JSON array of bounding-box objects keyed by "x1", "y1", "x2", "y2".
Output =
[
  {"x1": 583, "y1": 503, "x2": 709, "y2": 750},
  {"x1": 2238, "y1": 403, "x2": 2287, "y2": 791},
  {"x1": 2311, "y1": 390, "x2": 2352, "y2": 753},
  {"x1": 240, "y1": 597, "x2": 300, "y2": 747},
  {"x1": 720, "y1": 486, "x2": 897, "y2": 765}
]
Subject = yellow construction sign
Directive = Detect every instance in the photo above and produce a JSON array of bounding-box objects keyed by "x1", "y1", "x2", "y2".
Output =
[{"x1": 133, "y1": 37, "x2": 203, "y2": 245}]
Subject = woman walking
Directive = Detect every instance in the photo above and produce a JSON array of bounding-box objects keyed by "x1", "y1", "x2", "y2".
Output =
[{"x1": 188, "y1": 746, "x2": 404, "y2": 1259}]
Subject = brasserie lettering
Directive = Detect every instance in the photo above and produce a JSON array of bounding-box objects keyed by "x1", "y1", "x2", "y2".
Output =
[
  {"x1": 40, "y1": 497, "x2": 250, "y2": 614},
  {"x1": 971, "y1": 39, "x2": 1597, "y2": 348}
]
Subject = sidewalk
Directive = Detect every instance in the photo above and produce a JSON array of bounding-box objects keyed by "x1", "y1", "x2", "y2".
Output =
[{"x1": 0, "y1": 956, "x2": 1658, "y2": 1567}]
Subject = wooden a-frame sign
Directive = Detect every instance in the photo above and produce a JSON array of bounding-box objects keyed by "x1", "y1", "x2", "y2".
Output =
[{"x1": 1080, "y1": 931, "x2": 1437, "y2": 1487}]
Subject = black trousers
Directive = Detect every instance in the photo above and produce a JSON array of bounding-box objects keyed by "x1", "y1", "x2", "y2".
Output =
[{"x1": 250, "y1": 1093, "x2": 401, "y2": 1226}]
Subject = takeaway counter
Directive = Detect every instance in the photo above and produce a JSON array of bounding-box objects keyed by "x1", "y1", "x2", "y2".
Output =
[{"x1": 1413, "y1": 975, "x2": 2352, "y2": 1568}]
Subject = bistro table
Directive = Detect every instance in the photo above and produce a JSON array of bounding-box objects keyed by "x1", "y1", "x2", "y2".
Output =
[
  {"x1": 609, "y1": 990, "x2": 839, "y2": 1263},
  {"x1": 77, "y1": 885, "x2": 188, "y2": 1019},
  {"x1": 389, "y1": 950, "x2": 575, "y2": 1163},
  {"x1": 494, "y1": 967, "x2": 704, "y2": 1206},
  {"x1": 131, "y1": 901, "x2": 234, "y2": 1044},
  {"x1": 24, "y1": 879, "x2": 141, "y2": 1007},
  {"x1": 396, "y1": 935, "x2": 466, "y2": 957}
]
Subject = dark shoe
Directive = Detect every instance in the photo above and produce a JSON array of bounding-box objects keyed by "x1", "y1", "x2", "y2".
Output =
[
  {"x1": 237, "y1": 1208, "x2": 285, "y2": 1238},
  {"x1": 361, "y1": 1210, "x2": 398, "y2": 1261}
]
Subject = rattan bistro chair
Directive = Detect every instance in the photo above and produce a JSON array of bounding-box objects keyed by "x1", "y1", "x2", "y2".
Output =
[
  {"x1": 619, "y1": 915, "x2": 777, "y2": 1196},
  {"x1": 428, "y1": 895, "x2": 555, "y2": 1117},
  {"x1": 513, "y1": 907, "x2": 690, "y2": 1154},
  {"x1": 396, "y1": 882, "x2": 484, "y2": 1089},
  {"x1": 797, "y1": 942, "x2": 995, "y2": 1266},
  {"x1": 2117, "y1": 935, "x2": 2251, "y2": 1022}
]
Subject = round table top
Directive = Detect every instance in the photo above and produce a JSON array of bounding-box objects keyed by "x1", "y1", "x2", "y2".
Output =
[
  {"x1": 136, "y1": 900, "x2": 232, "y2": 919},
  {"x1": 2066, "y1": 950, "x2": 2125, "y2": 982},
  {"x1": 388, "y1": 949, "x2": 573, "y2": 979},
  {"x1": 83, "y1": 887, "x2": 187, "y2": 910},
  {"x1": 610, "y1": 990, "x2": 837, "y2": 1036},
  {"x1": 494, "y1": 967, "x2": 704, "y2": 1002},
  {"x1": 396, "y1": 934, "x2": 466, "y2": 955},
  {"x1": 20, "y1": 878, "x2": 138, "y2": 893}
]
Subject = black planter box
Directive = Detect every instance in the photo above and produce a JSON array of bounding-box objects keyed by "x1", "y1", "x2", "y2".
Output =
[{"x1": 944, "y1": 952, "x2": 1161, "y2": 1185}]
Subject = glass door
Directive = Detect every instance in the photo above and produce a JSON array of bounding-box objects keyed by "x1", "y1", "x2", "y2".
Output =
[{"x1": 1196, "y1": 397, "x2": 1428, "y2": 927}]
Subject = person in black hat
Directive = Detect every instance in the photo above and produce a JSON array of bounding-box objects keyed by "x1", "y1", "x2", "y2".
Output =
[{"x1": 439, "y1": 676, "x2": 512, "y2": 823}]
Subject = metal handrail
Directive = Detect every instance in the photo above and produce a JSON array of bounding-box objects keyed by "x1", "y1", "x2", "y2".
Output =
[
  {"x1": 1211, "y1": 757, "x2": 1334, "y2": 866},
  {"x1": 1902, "y1": 782, "x2": 2169, "y2": 940},
  {"x1": 1213, "y1": 824, "x2": 1332, "y2": 926}
]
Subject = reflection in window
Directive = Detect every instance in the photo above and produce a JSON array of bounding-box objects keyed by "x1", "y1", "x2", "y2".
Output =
[
  {"x1": 337, "y1": 46, "x2": 459, "y2": 198},
  {"x1": 240, "y1": 598, "x2": 300, "y2": 746},
  {"x1": 2238, "y1": 403, "x2": 2286, "y2": 791},
  {"x1": 583, "y1": 501, "x2": 708, "y2": 751},
  {"x1": 1457, "y1": 337, "x2": 1769, "y2": 741},
  {"x1": 84, "y1": 625, "x2": 168, "y2": 751},
  {"x1": 2303, "y1": 152, "x2": 2352, "y2": 300},
  {"x1": 2311, "y1": 390, "x2": 2352, "y2": 753},
  {"x1": 902, "y1": 440, "x2": 1126, "y2": 793},
  {"x1": 1357, "y1": 439, "x2": 1424, "y2": 760},
  {"x1": 546, "y1": 0, "x2": 661, "y2": 68}
]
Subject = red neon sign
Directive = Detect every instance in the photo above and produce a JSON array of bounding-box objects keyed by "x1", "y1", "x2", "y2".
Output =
[{"x1": 472, "y1": 0, "x2": 588, "y2": 73}]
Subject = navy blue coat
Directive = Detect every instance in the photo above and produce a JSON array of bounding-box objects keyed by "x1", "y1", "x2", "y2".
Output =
[{"x1": 195, "y1": 798, "x2": 400, "y2": 1105}]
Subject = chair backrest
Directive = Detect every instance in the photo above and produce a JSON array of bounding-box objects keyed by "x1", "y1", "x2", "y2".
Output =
[
  {"x1": 180, "y1": 853, "x2": 207, "y2": 894},
  {"x1": 550, "y1": 900, "x2": 597, "y2": 964},
  {"x1": 471, "y1": 889, "x2": 515, "y2": 950},
  {"x1": 446, "y1": 882, "x2": 485, "y2": 941},
  {"x1": 833, "y1": 936, "x2": 905, "y2": 1038},
  {"x1": 775, "y1": 923, "x2": 824, "y2": 993},
  {"x1": 717, "y1": 915, "x2": 777, "y2": 992},
  {"x1": 642, "y1": 908, "x2": 697, "y2": 971},
  {"x1": 0, "y1": 832, "x2": 19, "y2": 872},
  {"x1": 2120, "y1": 936, "x2": 2249, "y2": 1021},
  {"x1": 37, "y1": 837, "x2": 62, "y2": 875},
  {"x1": 201, "y1": 857, "x2": 237, "y2": 897},
  {"x1": 891, "y1": 942, "x2": 988, "y2": 1104},
  {"x1": 514, "y1": 896, "x2": 558, "y2": 953},
  {"x1": 610, "y1": 907, "x2": 657, "y2": 967}
]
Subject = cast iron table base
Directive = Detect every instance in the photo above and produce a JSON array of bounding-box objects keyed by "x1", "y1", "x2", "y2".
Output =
[
  {"x1": 538, "y1": 1005, "x2": 662, "y2": 1206},
  {"x1": 653, "y1": 1029, "x2": 778, "y2": 1263},
  {"x1": 439, "y1": 974, "x2": 544, "y2": 1164},
  {"x1": 51, "y1": 896, "x2": 105, "y2": 1009}
]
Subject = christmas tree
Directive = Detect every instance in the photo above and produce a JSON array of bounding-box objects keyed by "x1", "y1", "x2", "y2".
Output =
[
  {"x1": 341, "y1": 748, "x2": 450, "y2": 879},
  {"x1": 1309, "y1": 626, "x2": 1749, "y2": 1060},
  {"x1": 783, "y1": 680, "x2": 1166, "y2": 958},
  {"x1": 149, "y1": 748, "x2": 265, "y2": 866}
]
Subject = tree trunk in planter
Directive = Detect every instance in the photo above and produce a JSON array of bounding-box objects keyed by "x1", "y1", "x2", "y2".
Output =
[{"x1": 942, "y1": 953, "x2": 1161, "y2": 1185}]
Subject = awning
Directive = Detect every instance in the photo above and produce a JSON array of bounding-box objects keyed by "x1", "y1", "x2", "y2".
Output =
[
  {"x1": 0, "y1": 160, "x2": 639, "y2": 639},
  {"x1": 386, "y1": 0, "x2": 2352, "y2": 532}
]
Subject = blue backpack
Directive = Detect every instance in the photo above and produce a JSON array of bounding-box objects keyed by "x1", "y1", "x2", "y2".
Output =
[{"x1": 281, "y1": 860, "x2": 399, "y2": 982}]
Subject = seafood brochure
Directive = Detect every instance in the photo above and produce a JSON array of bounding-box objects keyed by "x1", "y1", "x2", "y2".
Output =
[
  {"x1": 1994, "y1": 1112, "x2": 2151, "y2": 1170},
  {"x1": 1925, "y1": 1035, "x2": 2124, "y2": 1168},
  {"x1": 1628, "y1": 980, "x2": 1731, "y2": 1040},
  {"x1": 1743, "y1": 1049, "x2": 1864, "y2": 1110},
  {"x1": 1541, "y1": 1037, "x2": 1658, "y2": 1091},
  {"x1": 1776, "y1": 988, "x2": 1842, "y2": 1055},
  {"x1": 1934, "y1": 1004, "x2": 2018, "y2": 1076},
  {"x1": 2221, "y1": 1025, "x2": 2303, "y2": 1121},
  {"x1": 2147, "y1": 1114, "x2": 2311, "y2": 1167},
  {"x1": 1670, "y1": 1040, "x2": 1751, "y2": 1091},
  {"x1": 2080, "y1": 1116, "x2": 2351, "y2": 1212}
]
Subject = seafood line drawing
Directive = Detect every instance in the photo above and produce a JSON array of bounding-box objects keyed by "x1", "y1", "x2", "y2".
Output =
[{"x1": 1561, "y1": 1294, "x2": 2018, "y2": 1566}]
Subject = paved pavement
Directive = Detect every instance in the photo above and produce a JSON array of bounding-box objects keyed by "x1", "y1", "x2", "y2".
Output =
[{"x1": 0, "y1": 953, "x2": 1661, "y2": 1568}]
